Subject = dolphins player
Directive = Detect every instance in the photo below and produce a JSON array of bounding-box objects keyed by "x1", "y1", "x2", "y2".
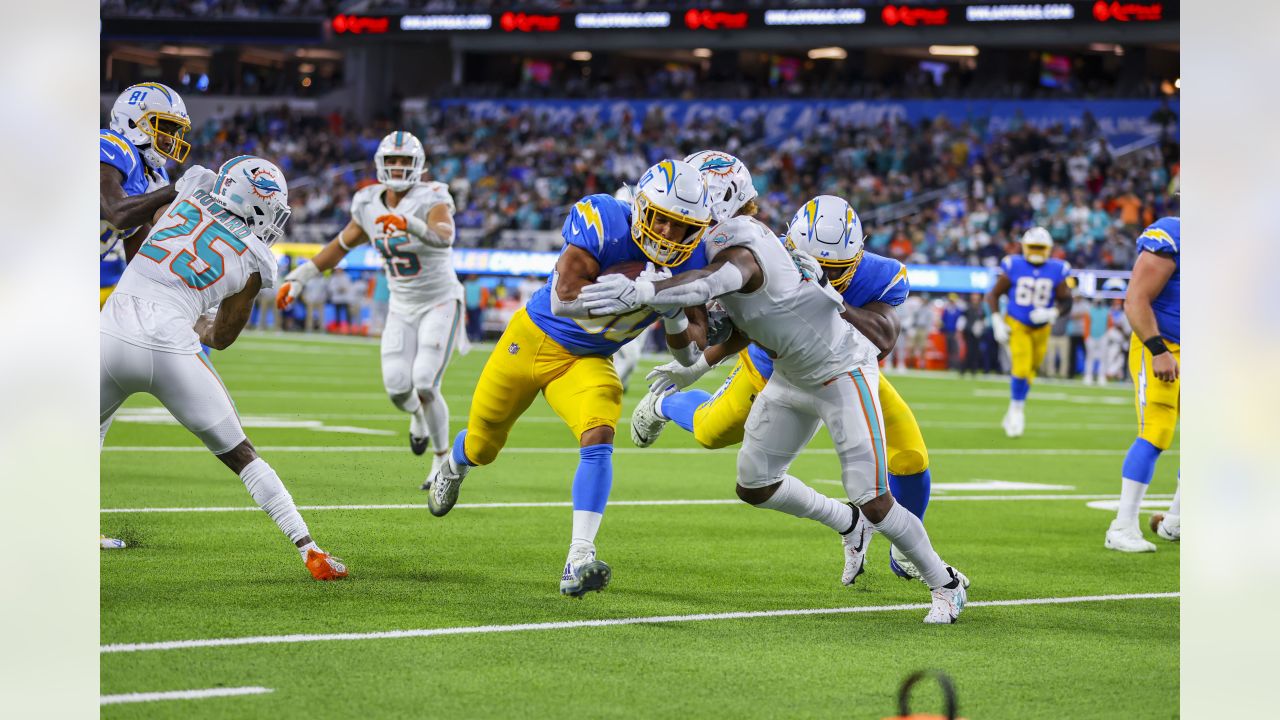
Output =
[
  {"x1": 581, "y1": 186, "x2": 968, "y2": 623},
  {"x1": 100, "y1": 156, "x2": 347, "y2": 581},
  {"x1": 1105, "y1": 216, "x2": 1180, "y2": 552},
  {"x1": 425, "y1": 160, "x2": 713, "y2": 598},
  {"x1": 633, "y1": 189, "x2": 936, "y2": 582},
  {"x1": 986, "y1": 227, "x2": 1073, "y2": 437},
  {"x1": 277, "y1": 131, "x2": 463, "y2": 481}
]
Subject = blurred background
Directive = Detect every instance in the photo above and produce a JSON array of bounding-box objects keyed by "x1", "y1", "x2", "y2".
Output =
[{"x1": 99, "y1": 0, "x2": 1178, "y2": 381}]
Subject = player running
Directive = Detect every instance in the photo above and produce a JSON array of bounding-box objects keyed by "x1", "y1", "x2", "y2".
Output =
[
  {"x1": 1105, "y1": 216, "x2": 1180, "y2": 552},
  {"x1": 986, "y1": 227, "x2": 1073, "y2": 437},
  {"x1": 99, "y1": 82, "x2": 193, "y2": 550},
  {"x1": 425, "y1": 159, "x2": 713, "y2": 598},
  {"x1": 277, "y1": 131, "x2": 464, "y2": 482},
  {"x1": 632, "y1": 189, "x2": 936, "y2": 583},
  {"x1": 100, "y1": 156, "x2": 347, "y2": 581},
  {"x1": 581, "y1": 190, "x2": 968, "y2": 624}
]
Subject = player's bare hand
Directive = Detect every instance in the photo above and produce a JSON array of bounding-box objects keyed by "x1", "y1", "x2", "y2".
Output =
[
  {"x1": 1152, "y1": 352, "x2": 1179, "y2": 383},
  {"x1": 375, "y1": 214, "x2": 408, "y2": 235},
  {"x1": 276, "y1": 281, "x2": 301, "y2": 310}
]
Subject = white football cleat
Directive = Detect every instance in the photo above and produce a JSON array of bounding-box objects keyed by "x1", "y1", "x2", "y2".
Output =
[
  {"x1": 100, "y1": 535, "x2": 126, "y2": 550},
  {"x1": 924, "y1": 566, "x2": 968, "y2": 624},
  {"x1": 889, "y1": 544, "x2": 922, "y2": 582},
  {"x1": 840, "y1": 505, "x2": 873, "y2": 586},
  {"x1": 630, "y1": 389, "x2": 669, "y2": 448},
  {"x1": 1149, "y1": 512, "x2": 1180, "y2": 542},
  {"x1": 427, "y1": 454, "x2": 468, "y2": 517},
  {"x1": 420, "y1": 453, "x2": 446, "y2": 491},
  {"x1": 560, "y1": 544, "x2": 611, "y2": 598},
  {"x1": 1001, "y1": 404, "x2": 1025, "y2": 438},
  {"x1": 1104, "y1": 519, "x2": 1157, "y2": 553}
]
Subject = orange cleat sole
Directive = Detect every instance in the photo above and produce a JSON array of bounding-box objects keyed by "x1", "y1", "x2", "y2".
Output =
[{"x1": 305, "y1": 548, "x2": 348, "y2": 581}]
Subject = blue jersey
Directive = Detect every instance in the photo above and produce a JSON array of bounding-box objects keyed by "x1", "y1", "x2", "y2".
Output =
[
  {"x1": 747, "y1": 250, "x2": 910, "y2": 379},
  {"x1": 100, "y1": 128, "x2": 168, "y2": 287},
  {"x1": 998, "y1": 254, "x2": 1071, "y2": 328},
  {"x1": 525, "y1": 194, "x2": 708, "y2": 356},
  {"x1": 1135, "y1": 217, "x2": 1180, "y2": 344}
]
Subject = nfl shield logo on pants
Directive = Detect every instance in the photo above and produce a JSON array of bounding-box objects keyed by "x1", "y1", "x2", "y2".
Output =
[{"x1": 508, "y1": 342, "x2": 520, "y2": 355}]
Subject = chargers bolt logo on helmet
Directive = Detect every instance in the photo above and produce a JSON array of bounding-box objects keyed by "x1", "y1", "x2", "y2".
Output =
[
  {"x1": 683, "y1": 149, "x2": 758, "y2": 224},
  {"x1": 631, "y1": 159, "x2": 712, "y2": 267},
  {"x1": 786, "y1": 195, "x2": 865, "y2": 293},
  {"x1": 375, "y1": 131, "x2": 427, "y2": 193},
  {"x1": 109, "y1": 82, "x2": 191, "y2": 169}
]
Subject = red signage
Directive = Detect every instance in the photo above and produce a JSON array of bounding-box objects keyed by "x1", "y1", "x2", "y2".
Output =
[
  {"x1": 684, "y1": 9, "x2": 749, "y2": 30},
  {"x1": 1092, "y1": 2, "x2": 1163, "y2": 22},
  {"x1": 499, "y1": 12, "x2": 561, "y2": 32},
  {"x1": 331, "y1": 14, "x2": 389, "y2": 34},
  {"x1": 881, "y1": 5, "x2": 950, "y2": 26}
]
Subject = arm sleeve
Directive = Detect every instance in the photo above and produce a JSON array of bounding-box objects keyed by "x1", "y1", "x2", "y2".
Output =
[{"x1": 646, "y1": 263, "x2": 747, "y2": 310}]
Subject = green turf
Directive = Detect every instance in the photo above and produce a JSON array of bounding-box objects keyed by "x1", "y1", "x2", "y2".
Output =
[{"x1": 101, "y1": 332, "x2": 1179, "y2": 719}]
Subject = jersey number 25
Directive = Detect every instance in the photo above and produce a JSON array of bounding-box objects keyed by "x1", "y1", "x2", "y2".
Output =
[{"x1": 138, "y1": 200, "x2": 249, "y2": 291}]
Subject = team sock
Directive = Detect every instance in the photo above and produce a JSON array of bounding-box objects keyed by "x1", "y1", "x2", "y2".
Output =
[
  {"x1": 869, "y1": 502, "x2": 949, "y2": 588},
  {"x1": 451, "y1": 430, "x2": 475, "y2": 468},
  {"x1": 756, "y1": 475, "x2": 855, "y2": 533},
  {"x1": 239, "y1": 458, "x2": 311, "y2": 547},
  {"x1": 1117, "y1": 438, "x2": 1162, "y2": 526},
  {"x1": 571, "y1": 445, "x2": 614, "y2": 546},
  {"x1": 888, "y1": 469, "x2": 931, "y2": 520},
  {"x1": 423, "y1": 391, "x2": 450, "y2": 452},
  {"x1": 1010, "y1": 377, "x2": 1030, "y2": 402},
  {"x1": 297, "y1": 540, "x2": 320, "y2": 560},
  {"x1": 1168, "y1": 474, "x2": 1181, "y2": 517},
  {"x1": 659, "y1": 390, "x2": 710, "y2": 433}
]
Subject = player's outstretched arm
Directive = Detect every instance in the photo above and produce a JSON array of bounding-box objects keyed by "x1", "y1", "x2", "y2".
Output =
[
  {"x1": 1124, "y1": 250, "x2": 1179, "y2": 382},
  {"x1": 664, "y1": 305, "x2": 710, "y2": 366},
  {"x1": 549, "y1": 244, "x2": 602, "y2": 319},
  {"x1": 198, "y1": 273, "x2": 262, "y2": 350},
  {"x1": 842, "y1": 301, "x2": 901, "y2": 360},
  {"x1": 581, "y1": 247, "x2": 761, "y2": 317},
  {"x1": 277, "y1": 220, "x2": 367, "y2": 309},
  {"x1": 985, "y1": 274, "x2": 1012, "y2": 343},
  {"x1": 100, "y1": 164, "x2": 177, "y2": 231}
]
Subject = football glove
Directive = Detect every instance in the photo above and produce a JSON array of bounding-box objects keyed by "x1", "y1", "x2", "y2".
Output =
[
  {"x1": 374, "y1": 214, "x2": 407, "y2": 235},
  {"x1": 789, "y1": 247, "x2": 822, "y2": 282},
  {"x1": 990, "y1": 314, "x2": 1010, "y2": 345},
  {"x1": 1028, "y1": 306, "x2": 1060, "y2": 325},
  {"x1": 646, "y1": 356, "x2": 712, "y2": 395},
  {"x1": 581, "y1": 275, "x2": 653, "y2": 316},
  {"x1": 276, "y1": 262, "x2": 320, "y2": 310},
  {"x1": 706, "y1": 306, "x2": 735, "y2": 346}
]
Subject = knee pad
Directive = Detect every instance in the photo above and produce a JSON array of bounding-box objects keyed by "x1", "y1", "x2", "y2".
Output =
[
  {"x1": 415, "y1": 385, "x2": 439, "y2": 406},
  {"x1": 1138, "y1": 404, "x2": 1177, "y2": 450},
  {"x1": 388, "y1": 389, "x2": 417, "y2": 411},
  {"x1": 735, "y1": 447, "x2": 775, "y2": 489},
  {"x1": 383, "y1": 367, "x2": 412, "y2": 399},
  {"x1": 887, "y1": 448, "x2": 928, "y2": 477},
  {"x1": 463, "y1": 431, "x2": 500, "y2": 467}
]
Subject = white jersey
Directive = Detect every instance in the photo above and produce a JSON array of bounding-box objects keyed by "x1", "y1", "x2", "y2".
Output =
[
  {"x1": 351, "y1": 182, "x2": 463, "y2": 317},
  {"x1": 100, "y1": 184, "x2": 278, "y2": 354},
  {"x1": 705, "y1": 215, "x2": 878, "y2": 386}
]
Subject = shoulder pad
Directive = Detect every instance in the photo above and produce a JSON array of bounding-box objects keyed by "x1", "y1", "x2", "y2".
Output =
[
  {"x1": 99, "y1": 131, "x2": 137, "y2": 174},
  {"x1": 704, "y1": 216, "x2": 772, "y2": 258},
  {"x1": 1137, "y1": 217, "x2": 1179, "y2": 255}
]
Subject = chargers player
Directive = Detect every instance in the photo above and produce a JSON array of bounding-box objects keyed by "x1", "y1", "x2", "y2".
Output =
[
  {"x1": 633, "y1": 191, "x2": 935, "y2": 582},
  {"x1": 1105, "y1": 216, "x2": 1180, "y2": 552},
  {"x1": 425, "y1": 160, "x2": 713, "y2": 598},
  {"x1": 100, "y1": 156, "x2": 347, "y2": 581},
  {"x1": 581, "y1": 189, "x2": 968, "y2": 624},
  {"x1": 986, "y1": 227, "x2": 1073, "y2": 437},
  {"x1": 277, "y1": 132, "x2": 463, "y2": 481},
  {"x1": 101, "y1": 83, "x2": 192, "y2": 308}
]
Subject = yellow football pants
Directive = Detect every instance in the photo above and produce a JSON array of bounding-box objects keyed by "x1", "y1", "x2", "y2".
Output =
[
  {"x1": 691, "y1": 352, "x2": 929, "y2": 476},
  {"x1": 100, "y1": 285, "x2": 115, "y2": 308},
  {"x1": 1008, "y1": 317, "x2": 1051, "y2": 381},
  {"x1": 463, "y1": 308, "x2": 623, "y2": 466},
  {"x1": 1129, "y1": 335, "x2": 1180, "y2": 450}
]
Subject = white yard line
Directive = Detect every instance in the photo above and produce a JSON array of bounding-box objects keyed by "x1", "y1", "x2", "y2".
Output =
[
  {"x1": 100, "y1": 686, "x2": 272, "y2": 705},
  {"x1": 102, "y1": 445, "x2": 1176, "y2": 456},
  {"x1": 100, "y1": 592, "x2": 1178, "y2": 655},
  {"x1": 100, "y1": 493, "x2": 1174, "y2": 514}
]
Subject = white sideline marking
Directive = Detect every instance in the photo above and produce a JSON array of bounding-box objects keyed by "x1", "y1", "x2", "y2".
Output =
[
  {"x1": 100, "y1": 592, "x2": 1178, "y2": 654},
  {"x1": 1085, "y1": 498, "x2": 1174, "y2": 512},
  {"x1": 103, "y1": 445, "x2": 1175, "y2": 457},
  {"x1": 100, "y1": 494, "x2": 1174, "y2": 514},
  {"x1": 932, "y1": 480, "x2": 1076, "y2": 491},
  {"x1": 972, "y1": 388, "x2": 1130, "y2": 405},
  {"x1": 114, "y1": 408, "x2": 394, "y2": 437},
  {"x1": 100, "y1": 686, "x2": 272, "y2": 705}
]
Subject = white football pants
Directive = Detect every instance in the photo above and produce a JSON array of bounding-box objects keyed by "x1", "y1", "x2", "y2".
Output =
[
  {"x1": 738, "y1": 365, "x2": 888, "y2": 506},
  {"x1": 100, "y1": 334, "x2": 246, "y2": 454},
  {"x1": 381, "y1": 300, "x2": 462, "y2": 448}
]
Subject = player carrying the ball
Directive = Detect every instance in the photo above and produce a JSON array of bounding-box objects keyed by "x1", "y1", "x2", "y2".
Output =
[{"x1": 425, "y1": 160, "x2": 714, "y2": 598}]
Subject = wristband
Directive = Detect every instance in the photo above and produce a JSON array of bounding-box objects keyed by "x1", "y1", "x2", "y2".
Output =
[
  {"x1": 662, "y1": 311, "x2": 689, "y2": 335},
  {"x1": 1143, "y1": 336, "x2": 1169, "y2": 356}
]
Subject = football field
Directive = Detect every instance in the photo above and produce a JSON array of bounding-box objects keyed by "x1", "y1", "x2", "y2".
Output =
[{"x1": 100, "y1": 332, "x2": 1180, "y2": 719}]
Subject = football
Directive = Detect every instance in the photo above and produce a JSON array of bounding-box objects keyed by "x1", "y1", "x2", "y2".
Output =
[{"x1": 600, "y1": 260, "x2": 648, "y2": 280}]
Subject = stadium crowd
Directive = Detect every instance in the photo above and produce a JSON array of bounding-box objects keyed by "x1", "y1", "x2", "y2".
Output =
[{"x1": 175, "y1": 101, "x2": 1178, "y2": 271}]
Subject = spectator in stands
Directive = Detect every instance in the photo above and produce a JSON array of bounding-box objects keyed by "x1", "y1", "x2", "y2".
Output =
[
  {"x1": 1082, "y1": 298, "x2": 1111, "y2": 385},
  {"x1": 328, "y1": 268, "x2": 356, "y2": 334},
  {"x1": 1044, "y1": 311, "x2": 1071, "y2": 379},
  {"x1": 1066, "y1": 300, "x2": 1088, "y2": 379},
  {"x1": 302, "y1": 272, "x2": 328, "y2": 333},
  {"x1": 463, "y1": 275, "x2": 484, "y2": 342},
  {"x1": 1104, "y1": 299, "x2": 1131, "y2": 382},
  {"x1": 941, "y1": 294, "x2": 964, "y2": 370},
  {"x1": 958, "y1": 293, "x2": 986, "y2": 377}
]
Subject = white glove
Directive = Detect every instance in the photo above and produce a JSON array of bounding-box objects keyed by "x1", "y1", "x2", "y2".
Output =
[
  {"x1": 991, "y1": 314, "x2": 1011, "y2": 345},
  {"x1": 1028, "y1": 306, "x2": 1060, "y2": 325},
  {"x1": 636, "y1": 262, "x2": 671, "y2": 284},
  {"x1": 276, "y1": 262, "x2": 319, "y2": 310},
  {"x1": 175, "y1": 165, "x2": 216, "y2": 196},
  {"x1": 789, "y1": 247, "x2": 822, "y2": 282},
  {"x1": 581, "y1": 275, "x2": 654, "y2": 316},
  {"x1": 646, "y1": 355, "x2": 712, "y2": 395}
]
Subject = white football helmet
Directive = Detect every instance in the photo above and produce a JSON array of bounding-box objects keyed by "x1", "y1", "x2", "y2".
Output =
[
  {"x1": 375, "y1": 131, "x2": 426, "y2": 192},
  {"x1": 683, "y1": 150, "x2": 757, "y2": 224},
  {"x1": 109, "y1": 83, "x2": 191, "y2": 169},
  {"x1": 1021, "y1": 226, "x2": 1054, "y2": 265},
  {"x1": 211, "y1": 156, "x2": 291, "y2": 247},
  {"x1": 785, "y1": 195, "x2": 865, "y2": 292},
  {"x1": 631, "y1": 159, "x2": 712, "y2": 267}
]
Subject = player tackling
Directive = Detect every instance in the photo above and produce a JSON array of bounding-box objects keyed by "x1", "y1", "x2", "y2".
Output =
[
  {"x1": 277, "y1": 131, "x2": 464, "y2": 482},
  {"x1": 100, "y1": 156, "x2": 347, "y2": 580},
  {"x1": 581, "y1": 188, "x2": 969, "y2": 623}
]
